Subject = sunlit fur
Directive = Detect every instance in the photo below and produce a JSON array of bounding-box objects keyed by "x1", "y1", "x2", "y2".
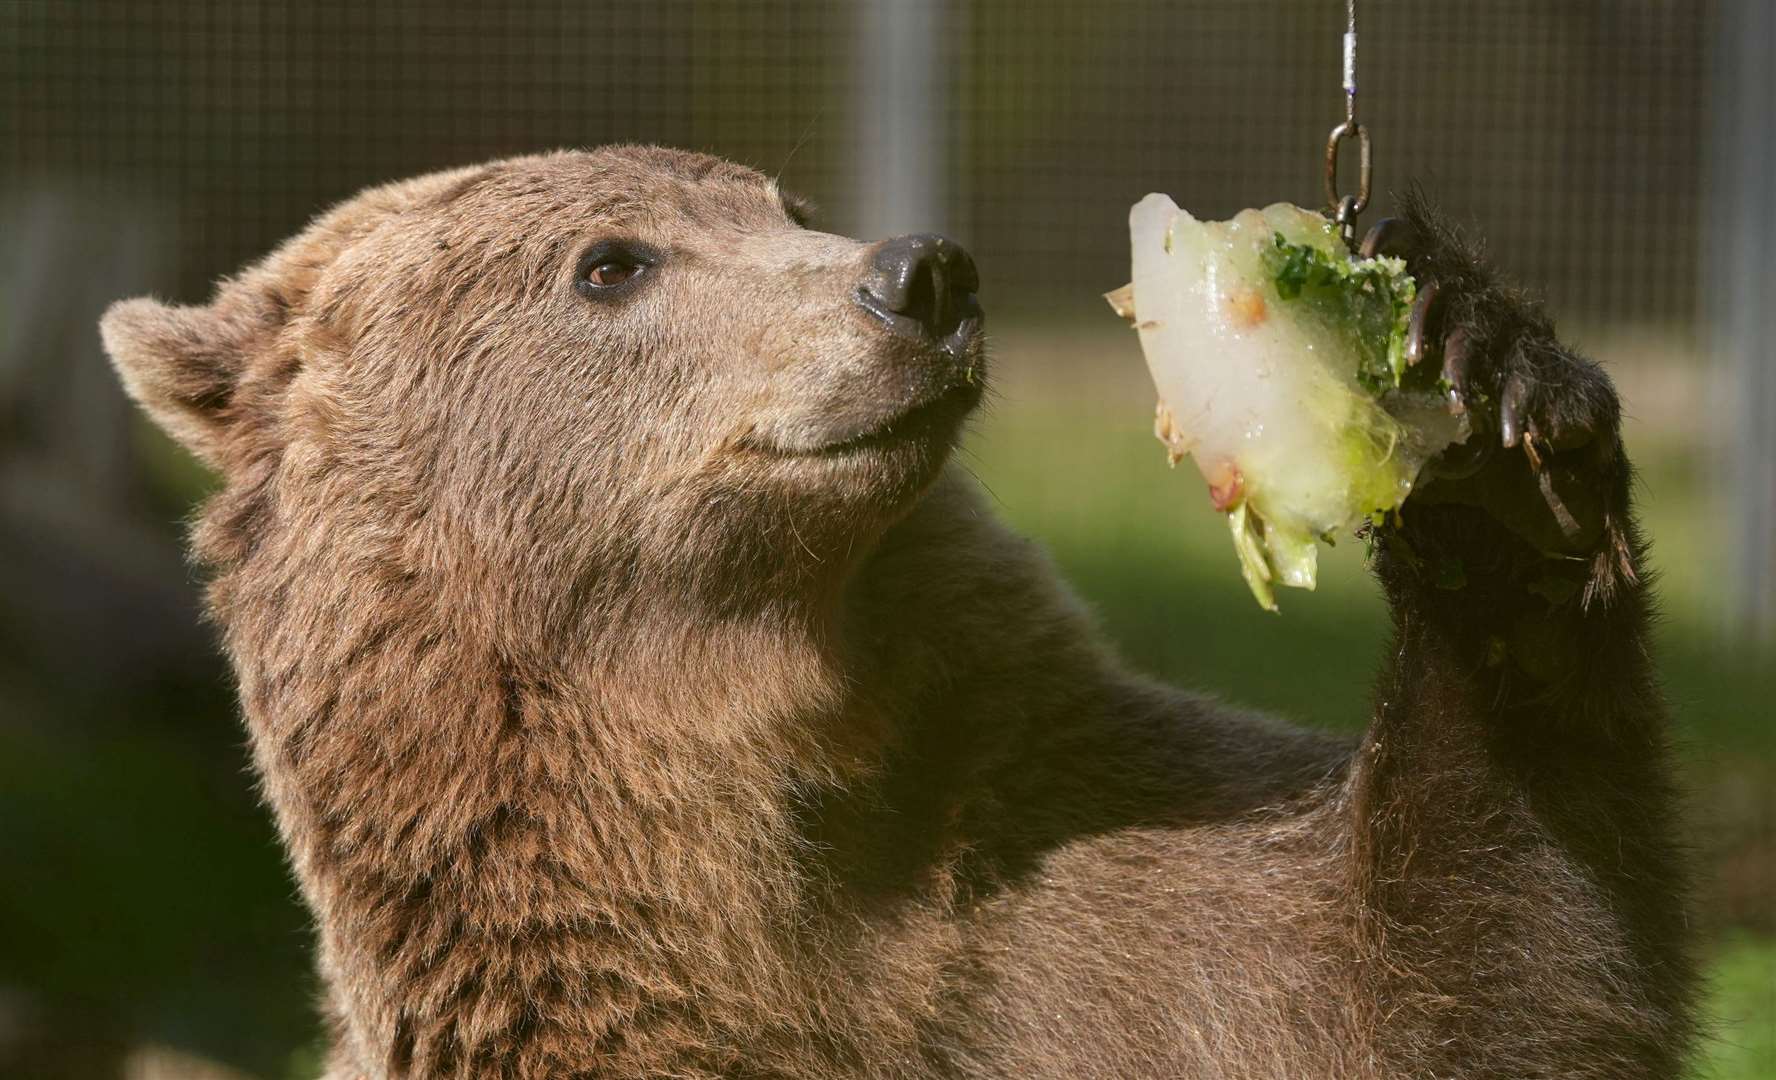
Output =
[{"x1": 102, "y1": 147, "x2": 1694, "y2": 1079}]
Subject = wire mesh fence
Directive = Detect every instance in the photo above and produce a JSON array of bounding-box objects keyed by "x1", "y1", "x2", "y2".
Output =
[{"x1": 2, "y1": 0, "x2": 1713, "y2": 326}]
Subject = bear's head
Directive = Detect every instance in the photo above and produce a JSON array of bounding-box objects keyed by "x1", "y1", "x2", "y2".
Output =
[{"x1": 101, "y1": 147, "x2": 986, "y2": 626}]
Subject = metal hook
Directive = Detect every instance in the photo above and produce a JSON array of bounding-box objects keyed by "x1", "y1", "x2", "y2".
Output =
[
  {"x1": 1324, "y1": 0, "x2": 1371, "y2": 247},
  {"x1": 1325, "y1": 123, "x2": 1371, "y2": 244}
]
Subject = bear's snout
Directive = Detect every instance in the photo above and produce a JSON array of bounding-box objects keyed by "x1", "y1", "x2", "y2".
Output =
[
  {"x1": 734, "y1": 229, "x2": 985, "y2": 460},
  {"x1": 855, "y1": 233, "x2": 982, "y2": 360}
]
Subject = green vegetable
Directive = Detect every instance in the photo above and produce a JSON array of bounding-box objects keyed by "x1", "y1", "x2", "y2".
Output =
[{"x1": 1261, "y1": 232, "x2": 1417, "y2": 397}]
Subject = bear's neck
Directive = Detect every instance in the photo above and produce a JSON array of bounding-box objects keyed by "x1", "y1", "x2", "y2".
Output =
[{"x1": 219, "y1": 475, "x2": 1092, "y2": 1074}]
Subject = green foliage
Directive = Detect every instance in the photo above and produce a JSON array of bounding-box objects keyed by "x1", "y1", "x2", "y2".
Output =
[
  {"x1": 1260, "y1": 231, "x2": 1417, "y2": 396},
  {"x1": 967, "y1": 392, "x2": 1774, "y2": 748},
  {"x1": 1695, "y1": 933, "x2": 1776, "y2": 1079}
]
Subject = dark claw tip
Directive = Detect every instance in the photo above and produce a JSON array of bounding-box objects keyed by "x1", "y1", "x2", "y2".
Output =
[
  {"x1": 1405, "y1": 282, "x2": 1442, "y2": 368},
  {"x1": 1358, "y1": 217, "x2": 1424, "y2": 262},
  {"x1": 1359, "y1": 218, "x2": 1402, "y2": 260},
  {"x1": 1441, "y1": 327, "x2": 1473, "y2": 409},
  {"x1": 1522, "y1": 430, "x2": 1546, "y2": 471},
  {"x1": 1538, "y1": 468, "x2": 1584, "y2": 540},
  {"x1": 1500, "y1": 374, "x2": 1530, "y2": 448}
]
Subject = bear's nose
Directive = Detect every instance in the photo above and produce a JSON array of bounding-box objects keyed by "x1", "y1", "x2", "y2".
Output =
[{"x1": 856, "y1": 233, "x2": 982, "y2": 350}]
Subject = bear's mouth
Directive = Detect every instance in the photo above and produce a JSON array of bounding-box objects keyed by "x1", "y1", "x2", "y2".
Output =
[
  {"x1": 803, "y1": 379, "x2": 984, "y2": 457},
  {"x1": 749, "y1": 377, "x2": 984, "y2": 459}
]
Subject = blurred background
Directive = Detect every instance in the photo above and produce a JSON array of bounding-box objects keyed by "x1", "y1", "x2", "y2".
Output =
[{"x1": 1, "y1": 1, "x2": 1770, "y2": 1076}]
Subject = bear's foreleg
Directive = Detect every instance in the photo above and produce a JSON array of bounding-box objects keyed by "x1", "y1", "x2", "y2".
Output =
[{"x1": 1342, "y1": 199, "x2": 1696, "y2": 1078}]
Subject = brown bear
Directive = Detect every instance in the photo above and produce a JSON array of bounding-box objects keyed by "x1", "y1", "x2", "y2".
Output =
[{"x1": 101, "y1": 146, "x2": 1694, "y2": 1079}]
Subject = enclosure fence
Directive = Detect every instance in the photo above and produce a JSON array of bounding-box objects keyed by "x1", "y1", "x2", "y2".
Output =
[{"x1": 3, "y1": 0, "x2": 1770, "y2": 633}]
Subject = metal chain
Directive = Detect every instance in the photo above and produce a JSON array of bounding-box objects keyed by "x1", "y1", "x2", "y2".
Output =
[{"x1": 1324, "y1": 0, "x2": 1371, "y2": 246}]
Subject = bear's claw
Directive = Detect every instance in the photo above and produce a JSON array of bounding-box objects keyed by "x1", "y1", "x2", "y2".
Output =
[{"x1": 1358, "y1": 211, "x2": 1632, "y2": 577}]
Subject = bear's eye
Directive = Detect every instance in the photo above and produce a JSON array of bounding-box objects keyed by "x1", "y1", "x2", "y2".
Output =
[
  {"x1": 587, "y1": 261, "x2": 638, "y2": 287},
  {"x1": 574, "y1": 242, "x2": 656, "y2": 299}
]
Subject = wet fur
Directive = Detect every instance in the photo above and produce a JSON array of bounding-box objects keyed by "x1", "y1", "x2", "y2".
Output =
[{"x1": 101, "y1": 148, "x2": 1694, "y2": 1078}]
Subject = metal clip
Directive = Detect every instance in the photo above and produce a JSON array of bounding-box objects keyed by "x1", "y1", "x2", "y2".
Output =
[{"x1": 1325, "y1": 120, "x2": 1371, "y2": 245}]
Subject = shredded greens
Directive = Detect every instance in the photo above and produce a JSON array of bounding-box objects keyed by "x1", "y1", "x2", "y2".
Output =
[{"x1": 1262, "y1": 231, "x2": 1416, "y2": 397}]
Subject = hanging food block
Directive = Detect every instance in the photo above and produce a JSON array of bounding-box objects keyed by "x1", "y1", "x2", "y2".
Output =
[{"x1": 1108, "y1": 195, "x2": 1470, "y2": 611}]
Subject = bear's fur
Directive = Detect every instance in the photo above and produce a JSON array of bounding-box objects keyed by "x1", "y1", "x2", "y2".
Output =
[{"x1": 102, "y1": 146, "x2": 1695, "y2": 1079}]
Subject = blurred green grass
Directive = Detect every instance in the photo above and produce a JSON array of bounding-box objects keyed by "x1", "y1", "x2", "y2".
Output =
[
  {"x1": 966, "y1": 327, "x2": 1774, "y2": 1078},
  {"x1": 1700, "y1": 934, "x2": 1776, "y2": 1079},
  {"x1": 964, "y1": 395, "x2": 1774, "y2": 758}
]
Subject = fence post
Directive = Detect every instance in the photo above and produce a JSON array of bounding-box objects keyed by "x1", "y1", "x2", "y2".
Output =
[
  {"x1": 1708, "y1": 0, "x2": 1776, "y2": 644},
  {"x1": 854, "y1": 0, "x2": 947, "y2": 240}
]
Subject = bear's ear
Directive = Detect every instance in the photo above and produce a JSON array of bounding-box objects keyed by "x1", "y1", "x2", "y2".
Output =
[{"x1": 100, "y1": 296, "x2": 257, "y2": 467}]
